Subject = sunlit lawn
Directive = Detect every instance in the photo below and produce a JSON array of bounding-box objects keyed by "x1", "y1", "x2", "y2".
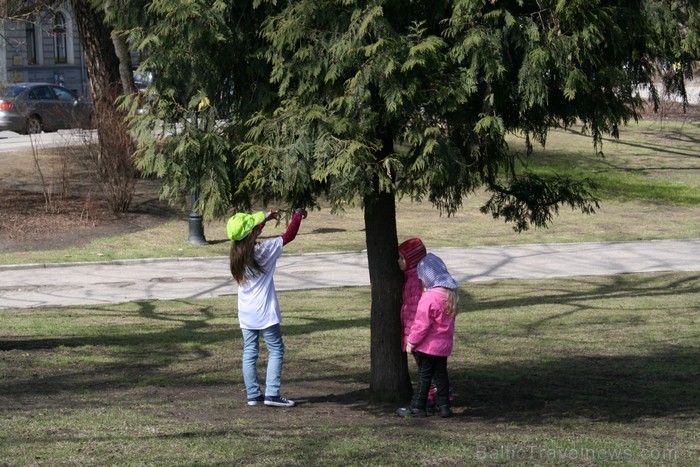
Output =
[
  {"x1": 1, "y1": 120, "x2": 699, "y2": 265},
  {"x1": 1, "y1": 272, "x2": 698, "y2": 465}
]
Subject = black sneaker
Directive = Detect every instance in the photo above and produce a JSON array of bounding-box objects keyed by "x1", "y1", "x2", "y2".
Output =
[
  {"x1": 247, "y1": 395, "x2": 264, "y2": 406},
  {"x1": 396, "y1": 407, "x2": 427, "y2": 418},
  {"x1": 264, "y1": 395, "x2": 296, "y2": 407}
]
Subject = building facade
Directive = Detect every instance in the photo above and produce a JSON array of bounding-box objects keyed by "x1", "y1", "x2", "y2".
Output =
[{"x1": 1, "y1": 2, "x2": 91, "y2": 99}]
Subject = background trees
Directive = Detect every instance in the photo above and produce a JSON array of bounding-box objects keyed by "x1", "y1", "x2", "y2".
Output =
[
  {"x1": 125, "y1": 0, "x2": 279, "y2": 218},
  {"x1": 125, "y1": 0, "x2": 698, "y2": 401},
  {"x1": 0, "y1": 0, "x2": 138, "y2": 211}
]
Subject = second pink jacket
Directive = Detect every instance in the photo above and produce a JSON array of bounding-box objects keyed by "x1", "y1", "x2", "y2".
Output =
[
  {"x1": 408, "y1": 288, "x2": 455, "y2": 357},
  {"x1": 400, "y1": 268, "x2": 423, "y2": 350}
]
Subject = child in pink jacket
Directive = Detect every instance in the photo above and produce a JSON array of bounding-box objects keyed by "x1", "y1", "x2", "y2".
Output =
[
  {"x1": 397, "y1": 253, "x2": 459, "y2": 418},
  {"x1": 398, "y1": 238, "x2": 427, "y2": 354}
]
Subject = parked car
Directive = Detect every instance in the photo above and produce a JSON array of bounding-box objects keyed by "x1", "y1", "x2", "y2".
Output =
[
  {"x1": 132, "y1": 70, "x2": 156, "y2": 115},
  {"x1": 0, "y1": 83, "x2": 94, "y2": 134},
  {"x1": 133, "y1": 70, "x2": 154, "y2": 93}
]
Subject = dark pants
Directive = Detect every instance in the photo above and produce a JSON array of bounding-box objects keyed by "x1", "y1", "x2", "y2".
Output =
[{"x1": 411, "y1": 352, "x2": 450, "y2": 410}]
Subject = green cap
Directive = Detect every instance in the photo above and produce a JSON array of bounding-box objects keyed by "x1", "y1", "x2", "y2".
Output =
[{"x1": 226, "y1": 211, "x2": 265, "y2": 241}]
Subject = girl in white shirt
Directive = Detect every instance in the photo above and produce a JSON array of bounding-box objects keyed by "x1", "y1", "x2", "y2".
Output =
[{"x1": 228, "y1": 208, "x2": 307, "y2": 407}]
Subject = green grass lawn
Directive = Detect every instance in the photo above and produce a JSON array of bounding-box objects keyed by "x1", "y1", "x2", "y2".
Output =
[
  {"x1": 515, "y1": 121, "x2": 700, "y2": 204},
  {"x1": 1, "y1": 119, "x2": 698, "y2": 465},
  {"x1": 1, "y1": 272, "x2": 698, "y2": 465},
  {"x1": 1, "y1": 120, "x2": 699, "y2": 265}
]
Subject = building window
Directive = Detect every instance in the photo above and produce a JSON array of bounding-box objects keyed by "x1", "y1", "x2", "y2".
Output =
[
  {"x1": 54, "y1": 13, "x2": 67, "y2": 64},
  {"x1": 26, "y1": 24, "x2": 37, "y2": 65}
]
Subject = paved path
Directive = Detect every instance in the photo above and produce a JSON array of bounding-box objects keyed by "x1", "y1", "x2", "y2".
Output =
[
  {"x1": 1, "y1": 239, "x2": 698, "y2": 309},
  {"x1": 0, "y1": 129, "x2": 94, "y2": 153}
]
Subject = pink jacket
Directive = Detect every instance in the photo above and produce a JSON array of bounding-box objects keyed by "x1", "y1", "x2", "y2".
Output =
[
  {"x1": 408, "y1": 288, "x2": 455, "y2": 357},
  {"x1": 400, "y1": 268, "x2": 423, "y2": 350}
]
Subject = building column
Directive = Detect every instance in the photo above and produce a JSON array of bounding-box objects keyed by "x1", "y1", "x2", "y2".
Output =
[{"x1": 0, "y1": 20, "x2": 7, "y2": 83}]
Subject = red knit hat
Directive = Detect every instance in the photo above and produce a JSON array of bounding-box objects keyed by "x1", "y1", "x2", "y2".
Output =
[{"x1": 399, "y1": 238, "x2": 427, "y2": 270}]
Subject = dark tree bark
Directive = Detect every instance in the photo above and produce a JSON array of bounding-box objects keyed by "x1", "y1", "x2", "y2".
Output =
[
  {"x1": 365, "y1": 131, "x2": 413, "y2": 403},
  {"x1": 70, "y1": 0, "x2": 136, "y2": 213},
  {"x1": 70, "y1": 0, "x2": 122, "y2": 100},
  {"x1": 111, "y1": 32, "x2": 136, "y2": 95},
  {"x1": 104, "y1": 0, "x2": 136, "y2": 94}
]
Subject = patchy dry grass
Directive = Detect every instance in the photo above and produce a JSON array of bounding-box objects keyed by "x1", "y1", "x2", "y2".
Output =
[
  {"x1": 1, "y1": 120, "x2": 700, "y2": 265},
  {"x1": 514, "y1": 120, "x2": 700, "y2": 205},
  {"x1": 1, "y1": 272, "x2": 698, "y2": 465}
]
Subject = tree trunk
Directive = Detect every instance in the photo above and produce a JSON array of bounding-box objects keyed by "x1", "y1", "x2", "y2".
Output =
[
  {"x1": 104, "y1": 0, "x2": 136, "y2": 94},
  {"x1": 365, "y1": 133, "x2": 412, "y2": 403},
  {"x1": 70, "y1": 0, "x2": 123, "y2": 101},
  {"x1": 111, "y1": 33, "x2": 135, "y2": 94},
  {"x1": 70, "y1": 0, "x2": 136, "y2": 213},
  {"x1": 71, "y1": 0, "x2": 120, "y2": 167}
]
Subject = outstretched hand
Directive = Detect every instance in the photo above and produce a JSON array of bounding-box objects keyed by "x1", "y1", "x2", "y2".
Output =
[
  {"x1": 294, "y1": 208, "x2": 308, "y2": 219},
  {"x1": 266, "y1": 210, "x2": 280, "y2": 222}
]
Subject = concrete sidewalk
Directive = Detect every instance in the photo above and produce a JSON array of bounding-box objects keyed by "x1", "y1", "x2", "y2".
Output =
[{"x1": 1, "y1": 238, "x2": 698, "y2": 309}]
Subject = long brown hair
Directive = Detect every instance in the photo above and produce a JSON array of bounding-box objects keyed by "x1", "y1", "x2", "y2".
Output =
[{"x1": 229, "y1": 227, "x2": 264, "y2": 284}]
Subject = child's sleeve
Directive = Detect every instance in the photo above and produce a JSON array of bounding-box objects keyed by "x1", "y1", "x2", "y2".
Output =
[
  {"x1": 407, "y1": 298, "x2": 433, "y2": 347},
  {"x1": 281, "y1": 212, "x2": 303, "y2": 245}
]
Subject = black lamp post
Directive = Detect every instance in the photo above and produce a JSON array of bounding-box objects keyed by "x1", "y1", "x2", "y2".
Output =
[{"x1": 188, "y1": 192, "x2": 208, "y2": 245}]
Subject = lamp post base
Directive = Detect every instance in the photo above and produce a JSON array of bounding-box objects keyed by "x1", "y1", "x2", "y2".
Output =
[{"x1": 187, "y1": 212, "x2": 209, "y2": 246}]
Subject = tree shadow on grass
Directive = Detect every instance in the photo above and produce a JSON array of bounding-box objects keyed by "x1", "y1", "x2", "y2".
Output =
[
  {"x1": 2, "y1": 343, "x2": 697, "y2": 425},
  {"x1": 446, "y1": 273, "x2": 700, "y2": 422},
  {"x1": 0, "y1": 298, "x2": 369, "y2": 352},
  {"x1": 451, "y1": 346, "x2": 700, "y2": 423},
  {"x1": 0, "y1": 298, "x2": 373, "y2": 401},
  {"x1": 1, "y1": 273, "x2": 697, "y2": 425},
  {"x1": 309, "y1": 227, "x2": 348, "y2": 234},
  {"x1": 563, "y1": 127, "x2": 700, "y2": 158},
  {"x1": 296, "y1": 344, "x2": 700, "y2": 424},
  {"x1": 464, "y1": 273, "x2": 698, "y2": 322}
]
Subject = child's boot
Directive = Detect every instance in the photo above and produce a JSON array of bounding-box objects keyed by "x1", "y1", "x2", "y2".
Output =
[
  {"x1": 396, "y1": 405, "x2": 427, "y2": 418},
  {"x1": 396, "y1": 394, "x2": 428, "y2": 418},
  {"x1": 437, "y1": 405, "x2": 452, "y2": 418}
]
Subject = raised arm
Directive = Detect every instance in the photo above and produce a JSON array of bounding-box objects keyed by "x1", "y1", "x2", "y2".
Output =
[{"x1": 282, "y1": 208, "x2": 307, "y2": 245}]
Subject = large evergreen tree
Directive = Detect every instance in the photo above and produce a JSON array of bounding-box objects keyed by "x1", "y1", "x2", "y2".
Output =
[
  {"x1": 126, "y1": 0, "x2": 279, "y2": 215},
  {"x1": 128, "y1": 0, "x2": 698, "y2": 401}
]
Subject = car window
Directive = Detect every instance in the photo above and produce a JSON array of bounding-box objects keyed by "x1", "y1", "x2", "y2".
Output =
[
  {"x1": 28, "y1": 86, "x2": 55, "y2": 100},
  {"x1": 0, "y1": 86, "x2": 26, "y2": 98},
  {"x1": 133, "y1": 70, "x2": 154, "y2": 91},
  {"x1": 52, "y1": 86, "x2": 78, "y2": 102}
]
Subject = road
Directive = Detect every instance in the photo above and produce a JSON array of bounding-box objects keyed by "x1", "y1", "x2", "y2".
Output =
[
  {"x1": 1, "y1": 78, "x2": 697, "y2": 154},
  {"x1": 636, "y1": 80, "x2": 700, "y2": 105},
  {"x1": 0, "y1": 129, "x2": 95, "y2": 153},
  {"x1": 1, "y1": 239, "x2": 698, "y2": 309}
]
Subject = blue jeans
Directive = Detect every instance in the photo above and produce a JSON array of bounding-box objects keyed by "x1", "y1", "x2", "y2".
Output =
[{"x1": 241, "y1": 324, "x2": 285, "y2": 398}]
